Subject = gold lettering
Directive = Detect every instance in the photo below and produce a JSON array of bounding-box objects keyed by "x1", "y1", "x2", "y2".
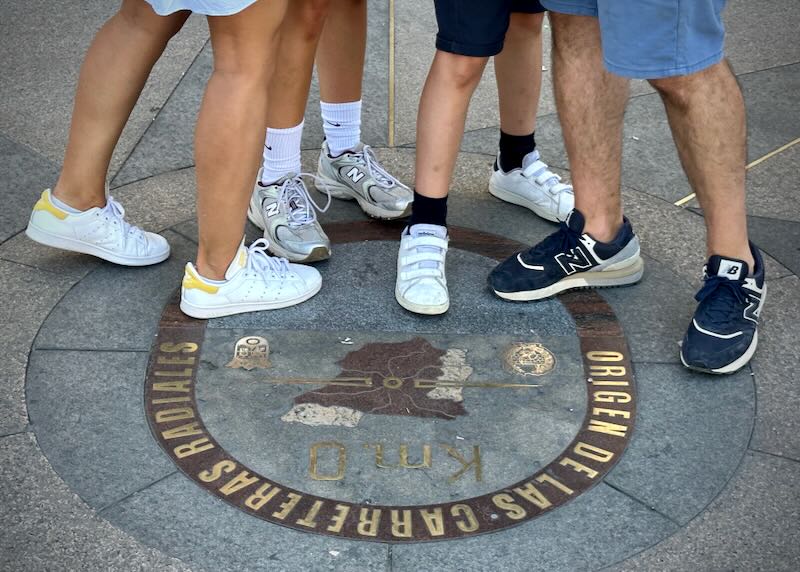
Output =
[
  {"x1": 155, "y1": 407, "x2": 195, "y2": 423},
  {"x1": 151, "y1": 396, "x2": 192, "y2": 405},
  {"x1": 400, "y1": 444, "x2": 432, "y2": 469},
  {"x1": 420, "y1": 507, "x2": 445, "y2": 537},
  {"x1": 559, "y1": 456, "x2": 599, "y2": 478},
  {"x1": 593, "y1": 391, "x2": 631, "y2": 404},
  {"x1": 272, "y1": 492, "x2": 303, "y2": 520},
  {"x1": 309, "y1": 441, "x2": 346, "y2": 481},
  {"x1": 536, "y1": 473, "x2": 575, "y2": 495},
  {"x1": 365, "y1": 443, "x2": 396, "y2": 468},
  {"x1": 586, "y1": 351, "x2": 623, "y2": 362},
  {"x1": 357, "y1": 508, "x2": 382, "y2": 537},
  {"x1": 160, "y1": 342, "x2": 198, "y2": 353},
  {"x1": 589, "y1": 380, "x2": 630, "y2": 387},
  {"x1": 390, "y1": 510, "x2": 413, "y2": 538},
  {"x1": 512, "y1": 482, "x2": 552, "y2": 510},
  {"x1": 574, "y1": 441, "x2": 615, "y2": 463},
  {"x1": 492, "y1": 493, "x2": 526, "y2": 520},
  {"x1": 152, "y1": 380, "x2": 191, "y2": 393},
  {"x1": 588, "y1": 419, "x2": 628, "y2": 437},
  {"x1": 198, "y1": 460, "x2": 236, "y2": 483},
  {"x1": 451, "y1": 504, "x2": 479, "y2": 533},
  {"x1": 296, "y1": 500, "x2": 325, "y2": 528},
  {"x1": 161, "y1": 421, "x2": 203, "y2": 440},
  {"x1": 590, "y1": 365, "x2": 626, "y2": 377},
  {"x1": 592, "y1": 407, "x2": 630, "y2": 419},
  {"x1": 245, "y1": 483, "x2": 281, "y2": 510},
  {"x1": 157, "y1": 356, "x2": 196, "y2": 365},
  {"x1": 327, "y1": 504, "x2": 351, "y2": 533},
  {"x1": 219, "y1": 471, "x2": 259, "y2": 496},
  {"x1": 174, "y1": 438, "x2": 214, "y2": 458},
  {"x1": 442, "y1": 445, "x2": 482, "y2": 483},
  {"x1": 154, "y1": 368, "x2": 193, "y2": 377}
]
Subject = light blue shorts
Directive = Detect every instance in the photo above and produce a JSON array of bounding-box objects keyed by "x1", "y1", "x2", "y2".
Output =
[
  {"x1": 540, "y1": 0, "x2": 727, "y2": 79},
  {"x1": 145, "y1": 0, "x2": 257, "y2": 16}
]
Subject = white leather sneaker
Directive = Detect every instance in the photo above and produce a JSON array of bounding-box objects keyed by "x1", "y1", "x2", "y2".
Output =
[
  {"x1": 25, "y1": 189, "x2": 170, "y2": 266},
  {"x1": 395, "y1": 224, "x2": 449, "y2": 315},
  {"x1": 180, "y1": 238, "x2": 322, "y2": 319},
  {"x1": 489, "y1": 150, "x2": 574, "y2": 222}
]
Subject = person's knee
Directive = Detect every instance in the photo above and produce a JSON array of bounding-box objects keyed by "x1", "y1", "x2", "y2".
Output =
[
  {"x1": 435, "y1": 52, "x2": 487, "y2": 91},
  {"x1": 294, "y1": 0, "x2": 332, "y2": 41},
  {"x1": 648, "y1": 74, "x2": 698, "y2": 108},
  {"x1": 508, "y1": 12, "x2": 544, "y2": 37},
  {"x1": 117, "y1": 0, "x2": 186, "y2": 39}
]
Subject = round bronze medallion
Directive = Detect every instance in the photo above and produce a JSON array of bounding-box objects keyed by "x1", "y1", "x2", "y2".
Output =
[{"x1": 505, "y1": 342, "x2": 556, "y2": 377}]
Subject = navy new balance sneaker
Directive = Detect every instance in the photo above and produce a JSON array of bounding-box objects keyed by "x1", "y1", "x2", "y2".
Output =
[
  {"x1": 680, "y1": 243, "x2": 766, "y2": 374},
  {"x1": 489, "y1": 209, "x2": 644, "y2": 301}
]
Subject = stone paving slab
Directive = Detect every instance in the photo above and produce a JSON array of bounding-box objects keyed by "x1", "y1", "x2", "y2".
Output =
[
  {"x1": 610, "y1": 451, "x2": 800, "y2": 572},
  {"x1": 0, "y1": 260, "x2": 74, "y2": 437},
  {"x1": 746, "y1": 144, "x2": 800, "y2": 223},
  {"x1": 0, "y1": 3, "x2": 208, "y2": 175},
  {"x1": 0, "y1": 432, "x2": 187, "y2": 572},
  {"x1": 749, "y1": 276, "x2": 800, "y2": 461},
  {"x1": 26, "y1": 350, "x2": 177, "y2": 509},
  {"x1": 747, "y1": 216, "x2": 800, "y2": 277}
]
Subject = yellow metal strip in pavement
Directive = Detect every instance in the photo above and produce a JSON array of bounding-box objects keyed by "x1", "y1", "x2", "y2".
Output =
[
  {"x1": 388, "y1": 0, "x2": 396, "y2": 147},
  {"x1": 673, "y1": 136, "x2": 800, "y2": 207}
]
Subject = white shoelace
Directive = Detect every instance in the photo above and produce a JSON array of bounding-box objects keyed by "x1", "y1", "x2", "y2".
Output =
[
  {"x1": 521, "y1": 152, "x2": 573, "y2": 197},
  {"x1": 353, "y1": 146, "x2": 405, "y2": 190},
  {"x1": 246, "y1": 238, "x2": 290, "y2": 278},
  {"x1": 100, "y1": 196, "x2": 146, "y2": 243},
  {"x1": 276, "y1": 174, "x2": 332, "y2": 226}
]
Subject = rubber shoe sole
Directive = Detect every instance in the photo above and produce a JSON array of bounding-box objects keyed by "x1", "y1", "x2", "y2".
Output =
[
  {"x1": 395, "y1": 286, "x2": 449, "y2": 315},
  {"x1": 25, "y1": 222, "x2": 169, "y2": 267},
  {"x1": 493, "y1": 256, "x2": 644, "y2": 301},
  {"x1": 180, "y1": 280, "x2": 322, "y2": 320},
  {"x1": 680, "y1": 330, "x2": 759, "y2": 375}
]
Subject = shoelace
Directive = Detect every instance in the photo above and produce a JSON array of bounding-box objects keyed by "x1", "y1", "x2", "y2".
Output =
[
  {"x1": 528, "y1": 221, "x2": 581, "y2": 258},
  {"x1": 246, "y1": 238, "x2": 290, "y2": 278},
  {"x1": 101, "y1": 196, "x2": 145, "y2": 242},
  {"x1": 521, "y1": 155, "x2": 573, "y2": 197},
  {"x1": 276, "y1": 174, "x2": 332, "y2": 226},
  {"x1": 353, "y1": 146, "x2": 404, "y2": 189},
  {"x1": 695, "y1": 275, "x2": 748, "y2": 326}
]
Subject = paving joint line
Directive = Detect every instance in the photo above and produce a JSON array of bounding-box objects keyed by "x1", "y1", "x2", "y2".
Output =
[
  {"x1": 165, "y1": 226, "x2": 199, "y2": 245},
  {"x1": 602, "y1": 480, "x2": 682, "y2": 528},
  {"x1": 749, "y1": 447, "x2": 800, "y2": 464},
  {"x1": 110, "y1": 38, "x2": 211, "y2": 187},
  {"x1": 0, "y1": 428, "x2": 32, "y2": 440},
  {"x1": 32, "y1": 347, "x2": 150, "y2": 354},
  {"x1": 97, "y1": 470, "x2": 179, "y2": 515}
]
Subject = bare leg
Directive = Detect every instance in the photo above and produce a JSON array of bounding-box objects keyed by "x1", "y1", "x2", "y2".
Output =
[
  {"x1": 268, "y1": 0, "x2": 331, "y2": 129},
  {"x1": 550, "y1": 13, "x2": 628, "y2": 241},
  {"x1": 317, "y1": 0, "x2": 367, "y2": 103},
  {"x1": 495, "y1": 12, "x2": 544, "y2": 136},
  {"x1": 650, "y1": 61, "x2": 753, "y2": 267},
  {"x1": 195, "y1": 0, "x2": 288, "y2": 279},
  {"x1": 415, "y1": 52, "x2": 488, "y2": 198},
  {"x1": 54, "y1": 0, "x2": 188, "y2": 210}
]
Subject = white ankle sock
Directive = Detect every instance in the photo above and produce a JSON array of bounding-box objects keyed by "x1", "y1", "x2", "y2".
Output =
[
  {"x1": 261, "y1": 121, "x2": 304, "y2": 184},
  {"x1": 50, "y1": 193, "x2": 84, "y2": 214},
  {"x1": 320, "y1": 100, "x2": 362, "y2": 156}
]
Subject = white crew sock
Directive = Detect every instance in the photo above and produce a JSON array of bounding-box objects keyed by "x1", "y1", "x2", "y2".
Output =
[
  {"x1": 261, "y1": 121, "x2": 304, "y2": 185},
  {"x1": 320, "y1": 100, "x2": 362, "y2": 156},
  {"x1": 50, "y1": 193, "x2": 84, "y2": 214}
]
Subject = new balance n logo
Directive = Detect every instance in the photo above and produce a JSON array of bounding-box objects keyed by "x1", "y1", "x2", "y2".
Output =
[
  {"x1": 555, "y1": 247, "x2": 593, "y2": 275},
  {"x1": 264, "y1": 202, "x2": 280, "y2": 218},
  {"x1": 346, "y1": 167, "x2": 365, "y2": 184}
]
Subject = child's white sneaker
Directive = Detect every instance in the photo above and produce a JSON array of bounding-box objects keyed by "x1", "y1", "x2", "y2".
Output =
[
  {"x1": 180, "y1": 238, "x2": 322, "y2": 319},
  {"x1": 395, "y1": 224, "x2": 449, "y2": 315}
]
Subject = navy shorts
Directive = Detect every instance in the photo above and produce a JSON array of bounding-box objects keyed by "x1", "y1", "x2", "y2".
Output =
[{"x1": 435, "y1": 0, "x2": 546, "y2": 57}]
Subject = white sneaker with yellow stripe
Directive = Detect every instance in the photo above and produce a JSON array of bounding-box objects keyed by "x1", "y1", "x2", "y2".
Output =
[
  {"x1": 26, "y1": 189, "x2": 170, "y2": 266},
  {"x1": 180, "y1": 238, "x2": 322, "y2": 319}
]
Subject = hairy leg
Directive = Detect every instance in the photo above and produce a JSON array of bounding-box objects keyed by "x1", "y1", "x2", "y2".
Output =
[
  {"x1": 650, "y1": 61, "x2": 753, "y2": 267},
  {"x1": 195, "y1": 0, "x2": 288, "y2": 279},
  {"x1": 415, "y1": 51, "x2": 488, "y2": 199},
  {"x1": 495, "y1": 12, "x2": 544, "y2": 136},
  {"x1": 268, "y1": 0, "x2": 331, "y2": 128},
  {"x1": 317, "y1": 0, "x2": 367, "y2": 103},
  {"x1": 54, "y1": 0, "x2": 188, "y2": 210},
  {"x1": 550, "y1": 13, "x2": 628, "y2": 241}
]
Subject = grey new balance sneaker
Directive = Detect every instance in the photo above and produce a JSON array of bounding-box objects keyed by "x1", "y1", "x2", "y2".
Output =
[
  {"x1": 316, "y1": 141, "x2": 413, "y2": 219},
  {"x1": 247, "y1": 170, "x2": 331, "y2": 263}
]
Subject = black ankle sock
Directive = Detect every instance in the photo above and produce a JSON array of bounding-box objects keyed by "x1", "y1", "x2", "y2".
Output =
[
  {"x1": 409, "y1": 191, "x2": 448, "y2": 227},
  {"x1": 498, "y1": 131, "x2": 536, "y2": 172}
]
